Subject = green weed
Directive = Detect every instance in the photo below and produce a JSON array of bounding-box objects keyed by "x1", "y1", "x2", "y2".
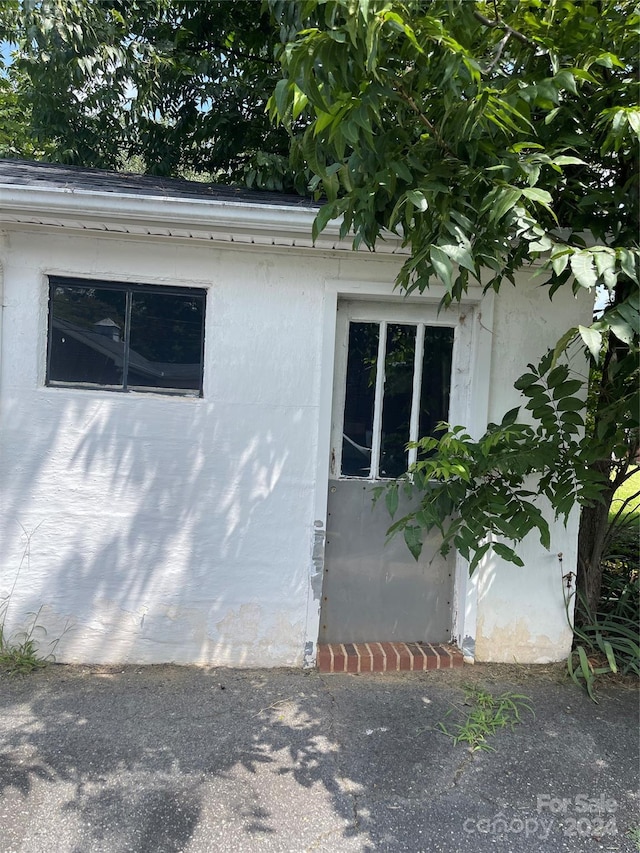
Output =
[
  {"x1": 0, "y1": 525, "x2": 62, "y2": 675},
  {"x1": 438, "y1": 686, "x2": 534, "y2": 751},
  {"x1": 0, "y1": 608, "x2": 51, "y2": 674},
  {"x1": 566, "y1": 588, "x2": 639, "y2": 702}
]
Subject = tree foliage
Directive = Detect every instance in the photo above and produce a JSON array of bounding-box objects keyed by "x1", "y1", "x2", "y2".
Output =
[
  {"x1": 270, "y1": 0, "x2": 639, "y2": 608},
  {"x1": 270, "y1": 0, "x2": 638, "y2": 306},
  {"x1": 1, "y1": 0, "x2": 299, "y2": 188},
  {"x1": 1, "y1": 1, "x2": 638, "y2": 613}
]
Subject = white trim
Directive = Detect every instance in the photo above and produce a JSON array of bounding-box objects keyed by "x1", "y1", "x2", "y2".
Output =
[
  {"x1": 451, "y1": 289, "x2": 495, "y2": 655},
  {"x1": 0, "y1": 183, "x2": 407, "y2": 254},
  {"x1": 370, "y1": 320, "x2": 387, "y2": 479},
  {"x1": 408, "y1": 323, "x2": 426, "y2": 468},
  {"x1": 303, "y1": 287, "x2": 339, "y2": 666}
]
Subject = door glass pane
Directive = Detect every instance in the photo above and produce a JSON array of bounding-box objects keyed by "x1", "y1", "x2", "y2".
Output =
[
  {"x1": 380, "y1": 324, "x2": 416, "y2": 478},
  {"x1": 48, "y1": 285, "x2": 126, "y2": 387},
  {"x1": 419, "y1": 326, "x2": 455, "y2": 445},
  {"x1": 341, "y1": 322, "x2": 378, "y2": 477},
  {"x1": 129, "y1": 292, "x2": 204, "y2": 391}
]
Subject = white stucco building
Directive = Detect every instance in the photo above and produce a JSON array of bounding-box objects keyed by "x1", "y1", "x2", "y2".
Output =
[{"x1": 0, "y1": 160, "x2": 591, "y2": 667}]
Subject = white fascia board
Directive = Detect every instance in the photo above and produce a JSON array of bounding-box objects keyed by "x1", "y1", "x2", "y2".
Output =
[{"x1": 0, "y1": 183, "x2": 406, "y2": 253}]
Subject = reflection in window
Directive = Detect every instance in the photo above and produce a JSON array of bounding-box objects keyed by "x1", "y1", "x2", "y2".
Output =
[
  {"x1": 341, "y1": 322, "x2": 378, "y2": 477},
  {"x1": 380, "y1": 324, "x2": 416, "y2": 478},
  {"x1": 340, "y1": 320, "x2": 454, "y2": 479},
  {"x1": 419, "y1": 327, "x2": 455, "y2": 448},
  {"x1": 47, "y1": 278, "x2": 206, "y2": 395}
]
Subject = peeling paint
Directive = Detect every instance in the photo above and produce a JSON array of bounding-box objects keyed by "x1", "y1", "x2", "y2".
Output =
[
  {"x1": 475, "y1": 614, "x2": 572, "y2": 664},
  {"x1": 311, "y1": 527, "x2": 325, "y2": 601},
  {"x1": 303, "y1": 640, "x2": 315, "y2": 669}
]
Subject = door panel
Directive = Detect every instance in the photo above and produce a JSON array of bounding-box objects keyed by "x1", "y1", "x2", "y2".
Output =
[{"x1": 319, "y1": 479, "x2": 454, "y2": 643}]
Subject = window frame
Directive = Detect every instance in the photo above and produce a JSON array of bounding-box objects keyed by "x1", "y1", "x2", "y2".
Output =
[
  {"x1": 46, "y1": 276, "x2": 207, "y2": 397},
  {"x1": 331, "y1": 300, "x2": 460, "y2": 481}
]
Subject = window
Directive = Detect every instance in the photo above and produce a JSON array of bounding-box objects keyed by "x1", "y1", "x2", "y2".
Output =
[
  {"x1": 338, "y1": 316, "x2": 454, "y2": 479},
  {"x1": 46, "y1": 277, "x2": 206, "y2": 396}
]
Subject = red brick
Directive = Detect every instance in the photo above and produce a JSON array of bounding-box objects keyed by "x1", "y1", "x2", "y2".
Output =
[
  {"x1": 422, "y1": 644, "x2": 439, "y2": 670},
  {"x1": 316, "y1": 646, "x2": 332, "y2": 673},
  {"x1": 435, "y1": 644, "x2": 452, "y2": 669},
  {"x1": 344, "y1": 643, "x2": 359, "y2": 673},
  {"x1": 406, "y1": 642, "x2": 428, "y2": 672},
  {"x1": 316, "y1": 641, "x2": 463, "y2": 674},
  {"x1": 396, "y1": 643, "x2": 413, "y2": 671},
  {"x1": 368, "y1": 642, "x2": 386, "y2": 672},
  {"x1": 380, "y1": 642, "x2": 399, "y2": 672},
  {"x1": 358, "y1": 644, "x2": 375, "y2": 672},
  {"x1": 330, "y1": 643, "x2": 347, "y2": 673}
]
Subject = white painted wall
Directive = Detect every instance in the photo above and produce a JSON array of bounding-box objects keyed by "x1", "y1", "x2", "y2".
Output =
[
  {"x1": 0, "y1": 223, "x2": 591, "y2": 666},
  {"x1": 0, "y1": 230, "x2": 338, "y2": 666},
  {"x1": 472, "y1": 278, "x2": 593, "y2": 663}
]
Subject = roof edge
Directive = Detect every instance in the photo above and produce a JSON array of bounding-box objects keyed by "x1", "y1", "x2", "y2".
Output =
[{"x1": 0, "y1": 181, "x2": 406, "y2": 254}]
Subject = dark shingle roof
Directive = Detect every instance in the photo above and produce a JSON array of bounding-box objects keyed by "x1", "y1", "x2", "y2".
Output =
[{"x1": 0, "y1": 158, "x2": 319, "y2": 209}]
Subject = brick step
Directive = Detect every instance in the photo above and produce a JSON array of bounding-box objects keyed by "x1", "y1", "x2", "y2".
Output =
[{"x1": 317, "y1": 642, "x2": 464, "y2": 673}]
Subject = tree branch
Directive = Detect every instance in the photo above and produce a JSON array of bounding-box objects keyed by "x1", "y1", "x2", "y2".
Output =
[
  {"x1": 483, "y1": 32, "x2": 511, "y2": 74},
  {"x1": 472, "y1": 9, "x2": 537, "y2": 47},
  {"x1": 395, "y1": 85, "x2": 457, "y2": 159}
]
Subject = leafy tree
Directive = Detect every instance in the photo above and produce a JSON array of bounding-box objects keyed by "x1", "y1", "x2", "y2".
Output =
[
  {"x1": 1, "y1": 0, "x2": 300, "y2": 188},
  {"x1": 269, "y1": 0, "x2": 639, "y2": 614}
]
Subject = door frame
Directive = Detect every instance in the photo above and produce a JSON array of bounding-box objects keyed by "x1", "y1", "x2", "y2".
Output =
[{"x1": 302, "y1": 275, "x2": 495, "y2": 666}]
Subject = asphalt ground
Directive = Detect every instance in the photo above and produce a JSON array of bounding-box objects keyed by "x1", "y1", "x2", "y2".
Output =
[{"x1": 0, "y1": 664, "x2": 637, "y2": 853}]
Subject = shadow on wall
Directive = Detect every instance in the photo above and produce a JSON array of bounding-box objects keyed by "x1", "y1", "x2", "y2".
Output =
[{"x1": 0, "y1": 389, "x2": 311, "y2": 666}]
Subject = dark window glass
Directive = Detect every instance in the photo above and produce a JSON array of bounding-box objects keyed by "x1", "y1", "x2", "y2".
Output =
[
  {"x1": 419, "y1": 327, "x2": 454, "y2": 447},
  {"x1": 380, "y1": 324, "x2": 416, "y2": 478},
  {"x1": 341, "y1": 322, "x2": 378, "y2": 477},
  {"x1": 47, "y1": 278, "x2": 205, "y2": 395},
  {"x1": 129, "y1": 292, "x2": 204, "y2": 391},
  {"x1": 48, "y1": 286, "x2": 127, "y2": 388}
]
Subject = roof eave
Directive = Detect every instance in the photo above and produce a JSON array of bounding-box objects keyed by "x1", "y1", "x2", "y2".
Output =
[{"x1": 0, "y1": 182, "x2": 407, "y2": 255}]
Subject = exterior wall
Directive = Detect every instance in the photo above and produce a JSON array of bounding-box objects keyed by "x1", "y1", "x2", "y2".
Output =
[
  {"x1": 472, "y1": 279, "x2": 593, "y2": 663},
  {"x1": 0, "y1": 224, "x2": 591, "y2": 667},
  {"x1": 0, "y1": 229, "x2": 342, "y2": 666}
]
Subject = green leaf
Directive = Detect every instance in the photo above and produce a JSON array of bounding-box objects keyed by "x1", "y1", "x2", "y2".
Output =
[
  {"x1": 521, "y1": 187, "x2": 553, "y2": 205},
  {"x1": 492, "y1": 543, "x2": 525, "y2": 567},
  {"x1": 551, "y1": 328, "x2": 578, "y2": 365},
  {"x1": 546, "y1": 365, "x2": 569, "y2": 388},
  {"x1": 274, "y1": 78, "x2": 291, "y2": 123},
  {"x1": 406, "y1": 189, "x2": 428, "y2": 211},
  {"x1": 404, "y1": 525, "x2": 423, "y2": 561},
  {"x1": 618, "y1": 248, "x2": 639, "y2": 283},
  {"x1": 439, "y1": 243, "x2": 476, "y2": 274},
  {"x1": 488, "y1": 187, "x2": 521, "y2": 224},
  {"x1": 553, "y1": 69, "x2": 577, "y2": 95},
  {"x1": 312, "y1": 200, "x2": 339, "y2": 241},
  {"x1": 430, "y1": 245, "x2": 454, "y2": 291},
  {"x1": 390, "y1": 160, "x2": 412, "y2": 182},
  {"x1": 514, "y1": 373, "x2": 539, "y2": 390},
  {"x1": 607, "y1": 317, "x2": 634, "y2": 345},
  {"x1": 500, "y1": 407, "x2": 520, "y2": 426},
  {"x1": 578, "y1": 325, "x2": 603, "y2": 359},
  {"x1": 555, "y1": 396, "x2": 584, "y2": 412},
  {"x1": 385, "y1": 484, "x2": 399, "y2": 519},
  {"x1": 570, "y1": 252, "x2": 598, "y2": 290},
  {"x1": 552, "y1": 380, "x2": 583, "y2": 400},
  {"x1": 552, "y1": 155, "x2": 586, "y2": 166}
]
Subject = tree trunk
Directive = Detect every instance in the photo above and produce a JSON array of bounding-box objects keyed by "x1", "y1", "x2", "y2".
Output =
[{"x1": 576, "y1": 466, "x2": 616, "y2": 620}]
